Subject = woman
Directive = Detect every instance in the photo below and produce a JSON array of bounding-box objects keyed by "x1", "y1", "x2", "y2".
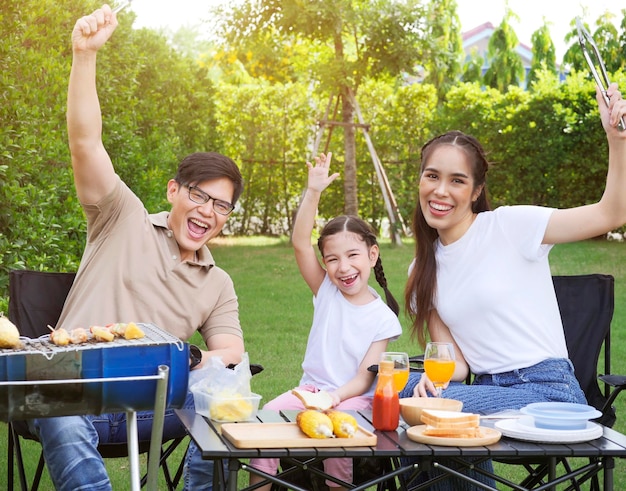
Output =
[{"x1": 400, "y1": 83, "x2": 626, "y2": 489}]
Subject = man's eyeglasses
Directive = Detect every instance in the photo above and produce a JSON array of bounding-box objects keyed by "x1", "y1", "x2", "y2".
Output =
[{"x1": 183, "y1": 184, "x2": 235, "y2": 215}]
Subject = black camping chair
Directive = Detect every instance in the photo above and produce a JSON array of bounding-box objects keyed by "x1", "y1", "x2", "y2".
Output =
[
  {"x1": 5, "y1": 269, "x2": 187, "y2": 491},
  {"x1": 505, "y1": 273, "x2": 626, "y2": 491}
]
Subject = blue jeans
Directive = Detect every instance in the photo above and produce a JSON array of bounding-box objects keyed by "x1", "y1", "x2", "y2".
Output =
[
  {"x1": 27, "y1": 391, "x2": 220, "y2": 491},
  {"x1": 398, "y1": 358, "x2": 586, "y2": 491},
  {"x1": 400, "y1": 358, "x2": 586, "y2": 411}
]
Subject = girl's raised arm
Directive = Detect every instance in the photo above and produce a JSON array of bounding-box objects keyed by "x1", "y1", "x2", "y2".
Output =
[{"x1": 292, "y1": 153, "x2": 339, "y2": 294}]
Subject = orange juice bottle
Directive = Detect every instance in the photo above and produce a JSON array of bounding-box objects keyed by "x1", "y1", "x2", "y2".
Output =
[{"x1": 372, "y1": 360, "x2": 399, "y2": 431}]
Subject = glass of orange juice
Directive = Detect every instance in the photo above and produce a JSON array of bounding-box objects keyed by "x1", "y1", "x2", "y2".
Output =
[
  {"x1": 423, "y1": 342, "x2": 455, "y2": 397},
  {"x1": 381, "y1": 352, "x2": 409, "y2": 392}
]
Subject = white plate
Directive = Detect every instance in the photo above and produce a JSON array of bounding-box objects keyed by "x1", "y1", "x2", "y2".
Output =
[{"x1": 495, "y1": 416, "x2": 603, "y2": 443}]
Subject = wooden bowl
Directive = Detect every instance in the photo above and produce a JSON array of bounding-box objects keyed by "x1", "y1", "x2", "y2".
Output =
[{"x1": 399, "y1": 397, "x2": 463, "y2": 426}]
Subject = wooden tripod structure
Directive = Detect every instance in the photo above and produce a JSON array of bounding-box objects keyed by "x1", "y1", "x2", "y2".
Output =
[{"x1": 311, "y1": 89, "x2": 407, "y2": 245}]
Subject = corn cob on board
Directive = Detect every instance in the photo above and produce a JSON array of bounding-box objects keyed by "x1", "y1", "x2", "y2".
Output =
[{"x1": 220, "y1": 422, "x2": 376, "y2": 448}]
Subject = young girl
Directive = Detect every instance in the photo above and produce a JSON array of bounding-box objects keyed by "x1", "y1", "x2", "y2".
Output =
[
  {"x1": 400, "y1": 83, "x2": 626, "y2": 490},
  {"x1": 249, "y1": 153, "x2": 403, "y2": 491}
]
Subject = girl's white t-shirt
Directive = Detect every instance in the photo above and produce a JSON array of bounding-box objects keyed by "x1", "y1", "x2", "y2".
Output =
[
  {"x1": 433, "y1": 205, "x2": 568, "y2": 375},
  {"x1": 299, "y1": 274, "x2": 402, "y2": 395}
]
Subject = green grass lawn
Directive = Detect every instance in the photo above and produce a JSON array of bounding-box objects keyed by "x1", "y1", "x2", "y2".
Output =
[{"x1": 1, "y1": 236, "x2": 625, "y2": 489}]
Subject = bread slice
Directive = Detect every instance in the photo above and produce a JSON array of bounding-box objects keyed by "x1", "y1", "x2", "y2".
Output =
[
  {"x1": 421, "y1": 409, "x2": 480, "y2": 429},
  {"x1": 291, "y1": 389, "x2": 333, "y2": 411},
  {"x1": 422, "y1": 426, "x2": 481, "y2": 438},
  {"x1": 420, "y1": 409, "x2": 480, "y2": 439}
]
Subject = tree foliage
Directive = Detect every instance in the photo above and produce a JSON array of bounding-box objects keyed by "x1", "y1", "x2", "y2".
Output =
[
  {"x1": 213, "y1": 81, "x2": 318, "y2": 235},
  {"x1": 0, "y1": 0, "x2": 221, "y2": 300},
  {"x1": 421, "y1": 0, "x2": 465, "y2": 100},
  {"x1": 527, "y1": 21, "x2": 557, "y2": 89},
  {"x1": 563, "y1": 10, "x2": 625, "y2": 74},
  {"x1": 213, "y1": 0, "x2": 430, "y2": 216},
  {"x1": 461, "y1": 47, "x2": 484, "y2": 85},
  {"x1": 483, "y1": 8, "x2": 525, "y2": 92},
  {"x1": 2, "y1": 0, "x2": 626, "y2": 309},
  {"x1": 591, "y1": 12, "x2": 622, "y2": 73}
]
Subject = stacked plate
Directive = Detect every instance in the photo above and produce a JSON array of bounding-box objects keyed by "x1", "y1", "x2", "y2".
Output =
[{"x1": 495, "y1": 402, "x2": 603, "y2": 443}]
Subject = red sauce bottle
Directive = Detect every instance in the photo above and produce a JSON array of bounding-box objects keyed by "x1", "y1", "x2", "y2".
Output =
[{"x1": 372, "y1": 359, "x2": 399, "y2": 431}]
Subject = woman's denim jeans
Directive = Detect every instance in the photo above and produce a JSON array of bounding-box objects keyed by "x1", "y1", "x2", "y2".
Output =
[
  {"x1": 397, "y1": 358, "x2": 586, "y2": 491},
  {"x1": 27, "y1": 390, "x2": 220, "y2": 491}
]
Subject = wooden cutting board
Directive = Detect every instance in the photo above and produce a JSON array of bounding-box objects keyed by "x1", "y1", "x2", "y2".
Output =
[{"x1": 221, "y1": 422, "x2": 377, "y2": 448}]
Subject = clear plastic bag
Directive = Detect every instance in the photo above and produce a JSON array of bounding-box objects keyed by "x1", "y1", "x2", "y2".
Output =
[{"x1": 189, "y1": 352, "x2": 252, "y2": 396}]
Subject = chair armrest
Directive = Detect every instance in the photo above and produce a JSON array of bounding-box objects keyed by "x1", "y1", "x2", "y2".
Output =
[
  {"x1": 226, "y1": 363, "x2": 264, "y2": 376},
  {"x1": 367, "y1": 355, "x2": 425, "y2": 374},
  {"x1": 598, "y1": 374, "x2": 626, "y2": 389},
  {"x1": 597, "y1": 374, "x2": 626, "y2": 426}
]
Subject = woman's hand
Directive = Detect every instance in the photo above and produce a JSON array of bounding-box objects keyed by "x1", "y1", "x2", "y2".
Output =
[
  {"x1": 599, "y1": 83, "x2": 626, "y2": 136},
  {"x1": 413, "y1": 373, "x2": 449, "y2": 398}
]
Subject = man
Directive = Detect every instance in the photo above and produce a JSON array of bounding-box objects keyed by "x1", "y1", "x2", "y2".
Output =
[{"x1": 27, "y1": 5, "x2": 244, "y2": 490}]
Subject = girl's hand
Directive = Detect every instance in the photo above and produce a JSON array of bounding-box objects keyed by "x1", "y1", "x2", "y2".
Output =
[
  {"x1": 72, "y1": 5, "x2": 118, "y2": 53},
  {"x1": 328, "y1": 390, "x2": 342, "y2": 407},
  {"x1": 306, "y1": 152, "x2": 339, "y2": 193}
]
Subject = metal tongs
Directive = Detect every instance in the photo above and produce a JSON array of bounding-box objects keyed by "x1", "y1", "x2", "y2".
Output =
[
  {"x1": 113, "y1": 0, "x2": 132, "y2": 14},
  {"x1": 576, "y1": 17, "x2": 625, "y2": 131}
]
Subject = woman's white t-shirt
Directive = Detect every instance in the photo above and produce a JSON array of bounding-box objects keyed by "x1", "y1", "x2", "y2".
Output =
[{"x1": 433, "y1": 205, "x2": 568, "y2": 375}]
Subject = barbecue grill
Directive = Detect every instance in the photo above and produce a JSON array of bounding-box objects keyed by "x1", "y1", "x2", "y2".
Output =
[
  {"x1": 0, "y1": 322, "x2": 189, "y2": 420},
  {"x1": 1, "y1": 322, "x2": 189, "y2": 490}
]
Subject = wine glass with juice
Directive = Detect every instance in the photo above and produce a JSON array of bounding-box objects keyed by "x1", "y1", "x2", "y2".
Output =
[{"x1": 423, "y1": 342, "x2": 455, "y2": 397}]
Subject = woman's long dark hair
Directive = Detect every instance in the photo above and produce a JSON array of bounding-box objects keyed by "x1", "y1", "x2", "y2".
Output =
[
  {"x1": 404, "y1": 131, "x2": 491, "y2": 346},
  {"x1": 318, "y1": 215, "x2": 400, "y2": 316}
]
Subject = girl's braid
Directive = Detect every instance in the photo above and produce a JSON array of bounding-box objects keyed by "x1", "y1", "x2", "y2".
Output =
[{"x1": 374, "y1": 256, "x2": 400, "y2": 316}]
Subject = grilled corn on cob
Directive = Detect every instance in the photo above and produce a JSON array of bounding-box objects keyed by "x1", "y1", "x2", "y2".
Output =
[
  {"x1": 296, "y1": 410, "x2": 335, "y2": 438},
  {"x1": 325, "y1": 409, "x2": 358, "y2": 438},
  {"x1": 0, "y1": 315, "x2": 20, "y2": 348}
]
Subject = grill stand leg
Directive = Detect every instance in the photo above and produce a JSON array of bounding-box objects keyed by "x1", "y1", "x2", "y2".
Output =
[
  {"x1": 146, "y1": 365, "x2": 169, "y2": 491},
  {"x1": 127, "y1": 410, "x2": 141, "y2": 491},
  {"x1": 126, "y1": 365, "x2": 169, "y2": 491}
]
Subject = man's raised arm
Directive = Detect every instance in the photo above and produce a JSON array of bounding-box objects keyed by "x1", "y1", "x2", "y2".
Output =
[{"x1": 67, "y1": 4, "x2": 119, "y2": 204}]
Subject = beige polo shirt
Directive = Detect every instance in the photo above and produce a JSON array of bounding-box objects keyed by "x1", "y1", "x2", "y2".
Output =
[{"x1": 57, "y1": 177, "x2": 242, "y2": 345}]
